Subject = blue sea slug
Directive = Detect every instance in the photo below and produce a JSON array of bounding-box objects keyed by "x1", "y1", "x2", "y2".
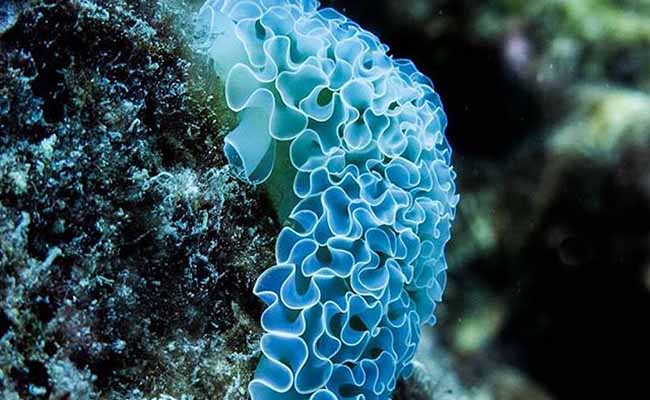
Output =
[{"x1": 197, "y1": 0, "x2": 459, "y2": 398}]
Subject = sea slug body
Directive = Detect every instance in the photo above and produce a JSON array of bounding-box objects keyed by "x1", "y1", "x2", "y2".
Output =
[{"x1": 197, "y1": 1, "x2": 459, "y2": 399}]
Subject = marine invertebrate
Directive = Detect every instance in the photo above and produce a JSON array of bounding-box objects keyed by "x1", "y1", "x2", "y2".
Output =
[{"x1": 198, "y1": 0, "x2": 459, "y2": 398}]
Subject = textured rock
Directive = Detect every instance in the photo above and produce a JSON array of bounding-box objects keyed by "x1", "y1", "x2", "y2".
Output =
[{"x1": 0, "y1": 1, "x2": 274, "y2": 398}]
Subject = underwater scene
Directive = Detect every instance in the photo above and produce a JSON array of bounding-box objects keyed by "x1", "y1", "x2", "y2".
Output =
[{"x1": 1, "y1": 0, "x2": 648, "y2": 399}]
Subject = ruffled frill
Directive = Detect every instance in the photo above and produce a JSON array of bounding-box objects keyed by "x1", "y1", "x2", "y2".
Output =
[{"x1": 198, "y1": 1, "x2": 459, "y2": 399}]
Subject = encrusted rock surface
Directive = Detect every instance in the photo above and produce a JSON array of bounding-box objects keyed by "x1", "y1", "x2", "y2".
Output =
[{"x1": 1, "y1": 1, "x2": 276, "y2": 398}]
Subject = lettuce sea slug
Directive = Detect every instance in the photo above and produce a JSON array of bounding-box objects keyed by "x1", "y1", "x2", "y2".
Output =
[{"x1": 197, "y1": 1, "x2": 459, "y2": 398}]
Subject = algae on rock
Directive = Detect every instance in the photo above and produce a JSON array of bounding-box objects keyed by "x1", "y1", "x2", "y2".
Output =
[{"x1": 1, "y1": 1, "x2": 275, "y2": 398}]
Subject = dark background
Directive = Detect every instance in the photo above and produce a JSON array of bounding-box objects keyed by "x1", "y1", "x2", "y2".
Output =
[{"x1": 322, "y1": 0, "x2": 650, "y2": 398}]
